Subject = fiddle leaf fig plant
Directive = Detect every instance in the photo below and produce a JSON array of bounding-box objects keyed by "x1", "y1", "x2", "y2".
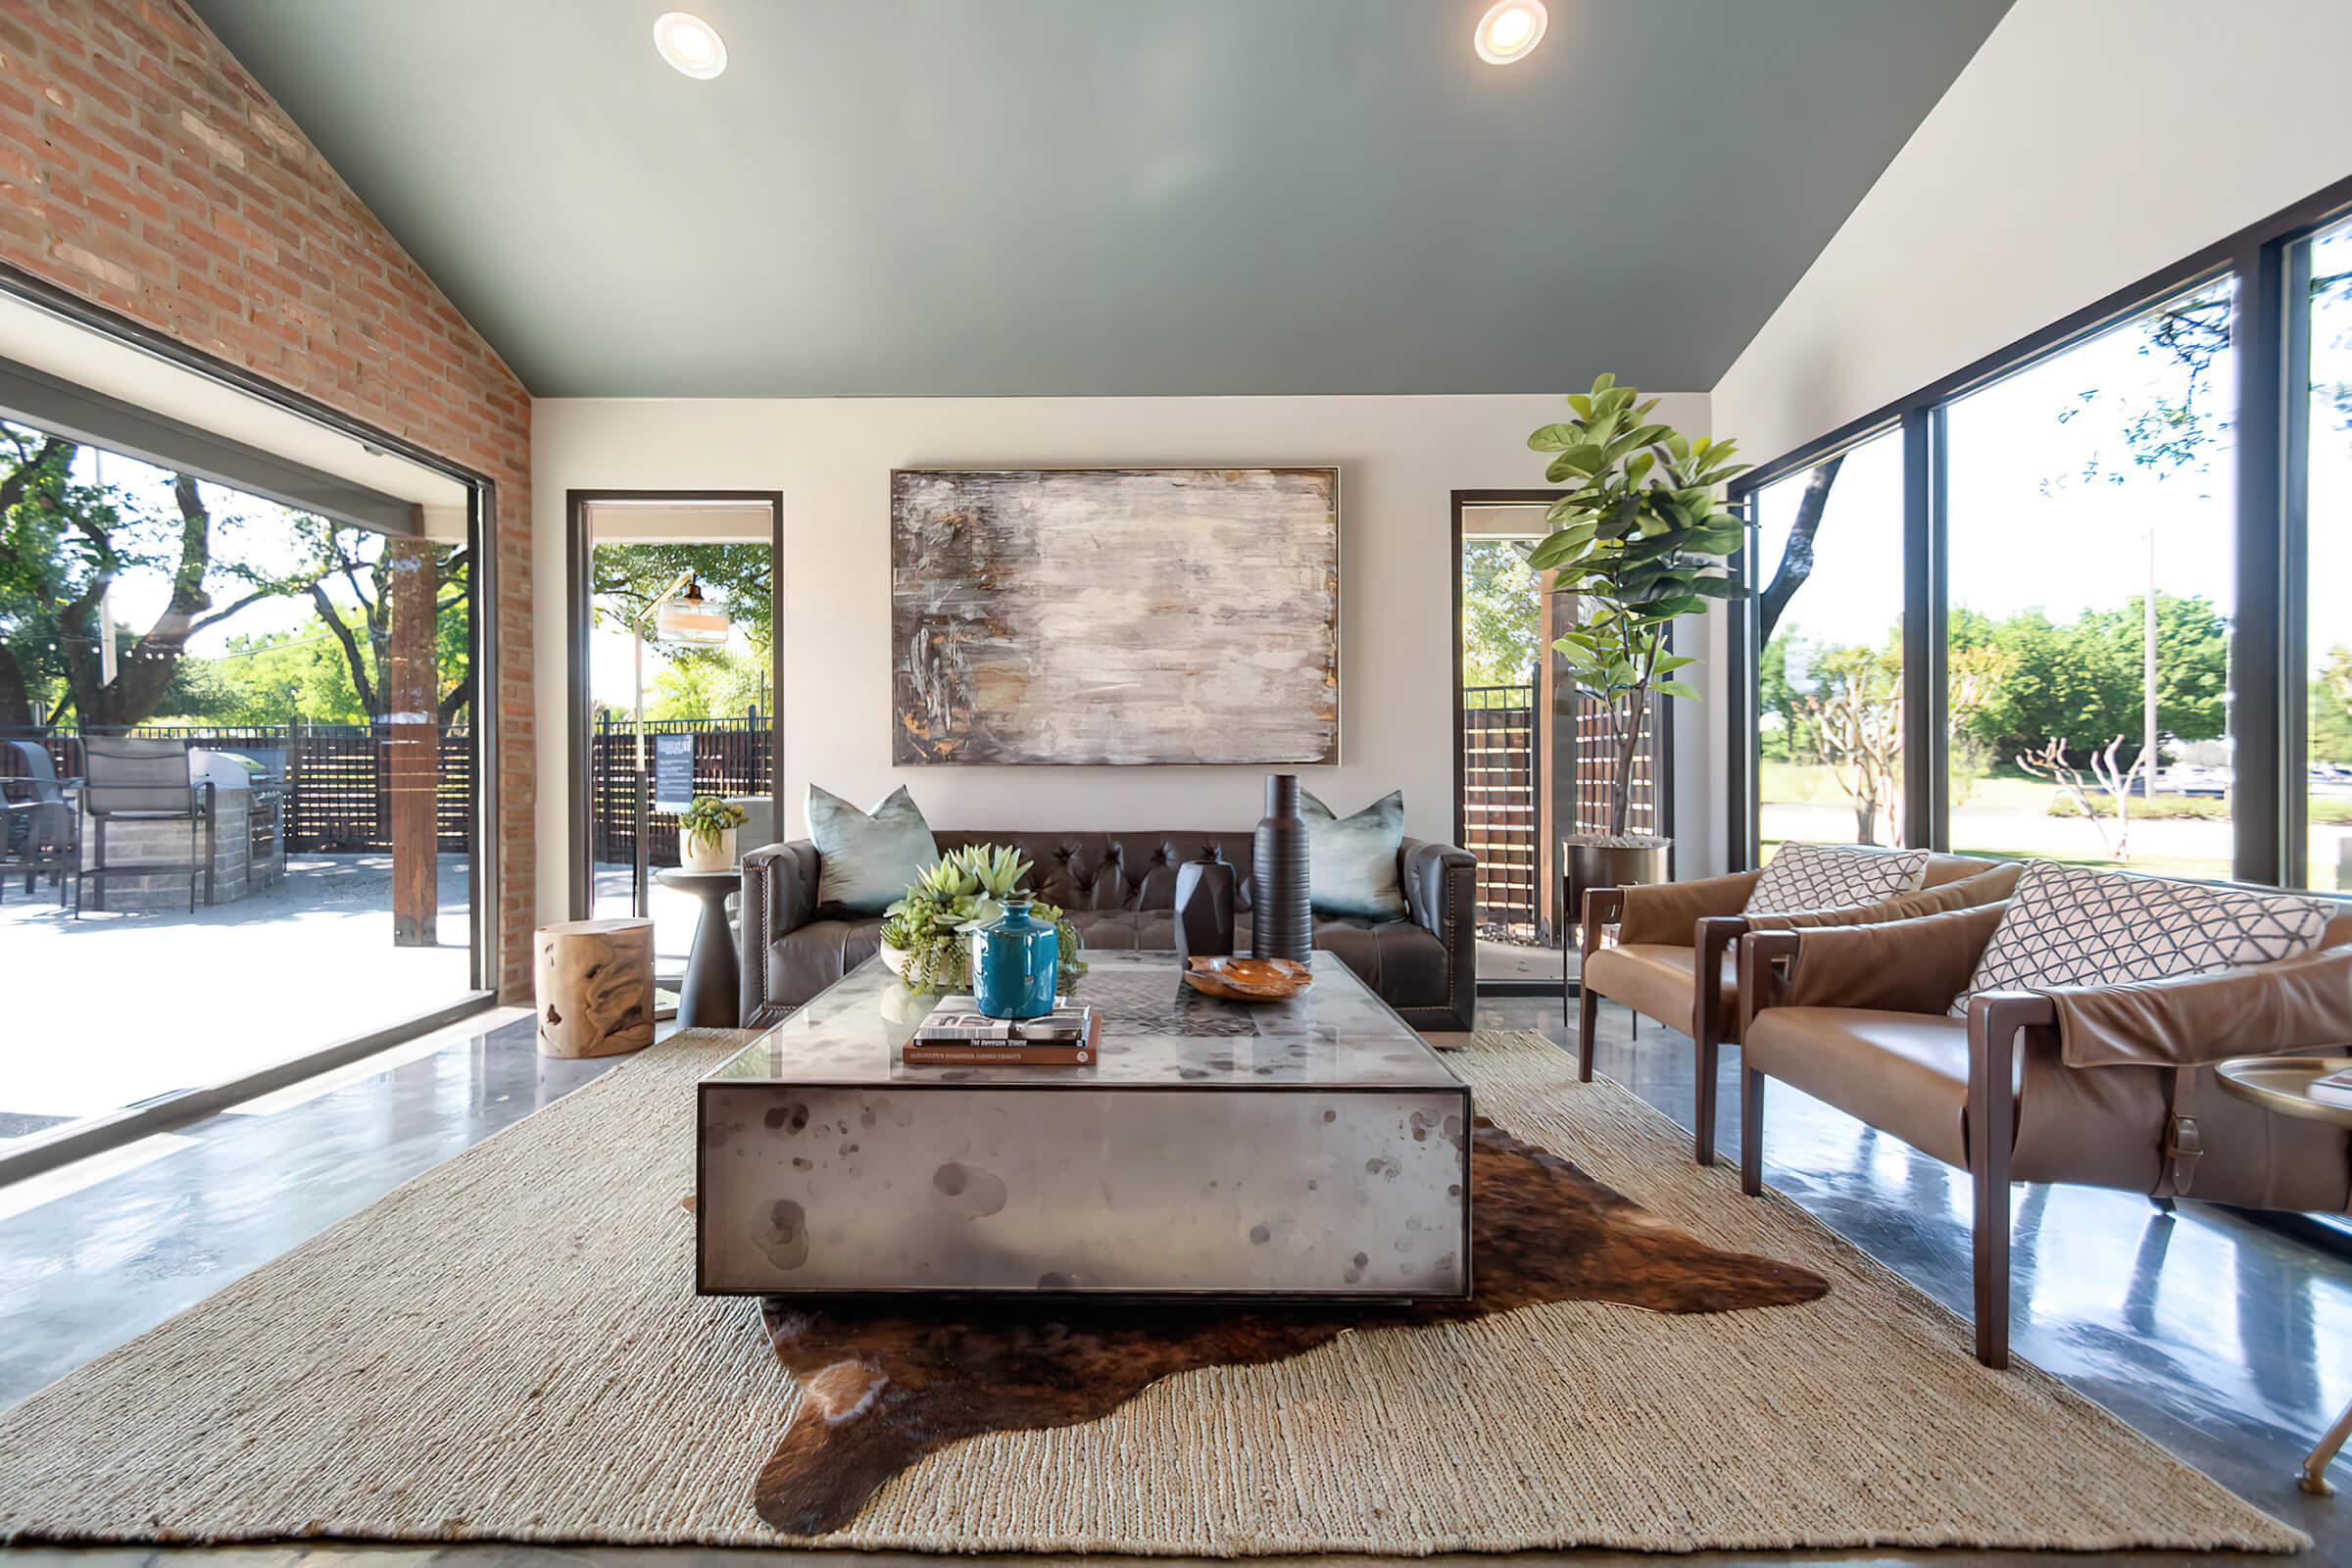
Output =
[{"x1": 1528, "y1": 373, "x2": 1747, "y2": 839}]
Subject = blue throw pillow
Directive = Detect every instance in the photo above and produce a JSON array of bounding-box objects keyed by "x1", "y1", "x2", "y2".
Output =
[
  {"x1": 1298, "y1": 788, "x2": 1408, "y2": 920},
  {"x1": 807, "y1": 784, "x2": 937, "y2": 914}
]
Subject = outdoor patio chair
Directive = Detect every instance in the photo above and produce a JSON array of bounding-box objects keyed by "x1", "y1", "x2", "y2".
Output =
[
  {"x1": 0, "y1": 739, "x2": 78, "y2": 906},
  {"x1": 77, "y1": 734, "x2": 215, "y2": 916}
]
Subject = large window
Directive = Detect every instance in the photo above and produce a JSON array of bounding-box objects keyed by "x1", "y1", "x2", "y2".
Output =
[
  {"x1": 0, "y1": 421, "x2": 479, "y2": 1154},
  {"x1": 2300, "y1": 216, "x2": 2352, "y2": 891},
  {"x1": 1730, "y1": 175, "x2": 2352, "y2": 893},
  {"x1": 1751, "y1": 428, "x2": 1904, "y2": 851},
  {"x1": 1944, "y1": 280, "x2": 2236, "y2": 877}
]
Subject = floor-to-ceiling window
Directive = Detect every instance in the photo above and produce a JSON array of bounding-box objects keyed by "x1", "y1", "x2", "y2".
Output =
[
  {"x1": 0, "y1": 420, "x2": 481, "y2": 1155},
  {"x1": 1942, "y1": 279, "x2": 2238, "y2": 878},
  {"x1": 2298, "y1": 216, "x2": 2352, "y2": 891},
  {"x1": 1728, "y1": 175, "x2": 2352, "y2": 896},
  {"x1": 1749, "y1": 427, "x2": 1905, "y2": 852}
]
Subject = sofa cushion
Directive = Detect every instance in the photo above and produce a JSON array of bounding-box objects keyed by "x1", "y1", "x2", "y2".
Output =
[
  {"x1": 769, "y1": 915, "x2": 889, "y2": 1004},
  {"x1": 1949, "y1": 861, "x2": 2336, "y2": 1016},
  {"x1": 808, "y1": 784, "x2": 937, "y2": 913},
  {"x1": 1299, "y1": 789, "x2": 1408, "y2": 919},
  {"x1": 1745, "y1": 842, "x2": 1931, "y2": 915}
]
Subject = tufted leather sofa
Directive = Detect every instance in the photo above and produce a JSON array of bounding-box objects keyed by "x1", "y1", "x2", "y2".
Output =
[{"x1": 740, "y1": 828, "x2": 1477, "y2": 1032}]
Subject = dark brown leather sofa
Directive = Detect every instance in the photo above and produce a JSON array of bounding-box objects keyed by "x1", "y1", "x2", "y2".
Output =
[
  {"x1": 740, "y1": 828, "x2": 1477, "y2": 1031},
  {"x1": 1577, "y1": 855, "x2": 2023, "y2": 1163},
  {"x1": 1736, "y1": 895, "x2": 2352, "y2": 1367}
]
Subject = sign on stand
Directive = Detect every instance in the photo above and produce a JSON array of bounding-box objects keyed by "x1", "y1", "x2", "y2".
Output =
[{"x1": 652, "y1": 732, "x2": 696, "y2": 814}]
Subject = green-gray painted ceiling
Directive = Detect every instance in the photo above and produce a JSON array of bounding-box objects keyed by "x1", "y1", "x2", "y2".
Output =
[{"x1": 187, "y1": 0, "x2": 2010, "y2": 399}]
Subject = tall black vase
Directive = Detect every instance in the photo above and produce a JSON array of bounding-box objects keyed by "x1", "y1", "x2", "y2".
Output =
[
  {"x1": 1251, "y1": 773, "x2": 1312, "y2": 961},
  {"x1": 1172, "y1": 853, "x2": 1235, "y2": 964}
]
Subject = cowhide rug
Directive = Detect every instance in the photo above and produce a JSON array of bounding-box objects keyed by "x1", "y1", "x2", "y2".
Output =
[{"x1": 713, "y1": 1119, "x2": 1829, "y2": 1536}]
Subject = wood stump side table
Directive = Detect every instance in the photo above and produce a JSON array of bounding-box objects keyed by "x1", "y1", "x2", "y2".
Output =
[
  {"x1": 534, "y1": 917, "x2": 655, "y2": 1058},
  {"x1": 656, "y1": 866, "x2": 743, "y2": 1029},
  {"x1": 2215, "y1": 1054, "x2": 2352, "y2": 1496}
]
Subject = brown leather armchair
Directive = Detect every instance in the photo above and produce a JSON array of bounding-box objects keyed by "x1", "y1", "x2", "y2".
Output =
[
  {"x1": 1736, "y1": 899, "x2": 2352, "y2": 1368},
  {"x1": 1576, "y1": 855, "x2": 2020, "y2": 1163}
]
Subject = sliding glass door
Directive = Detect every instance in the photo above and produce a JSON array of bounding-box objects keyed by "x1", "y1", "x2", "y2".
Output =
[{"x1": 0, "y1": 423, "x2": 479, "y2": 1154}]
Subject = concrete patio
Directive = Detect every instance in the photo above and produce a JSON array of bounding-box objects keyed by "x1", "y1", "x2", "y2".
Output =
[{"x1": 0, "y1": 854, "x2": 473, "y2": 1144}]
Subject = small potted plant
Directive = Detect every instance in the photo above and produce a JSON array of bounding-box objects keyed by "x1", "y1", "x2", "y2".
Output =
[
  {"x1": 1527, "y1": 373, "x2": 1745, "y2": 898},
  {"x1": 878, "y1": 845, "x2": 1086, "y2": 995},
  {"x1": 678, "y1": 795, "x2": 748, "y2": 872}
]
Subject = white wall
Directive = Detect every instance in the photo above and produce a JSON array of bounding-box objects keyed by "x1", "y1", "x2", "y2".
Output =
[
  {"x1": 530, "y1": 393, "x2": 1712, "y2": 923},
  {"x1": 1695, "y1": 0, "x2": 2352, "y2": 873},
  {"x1": 1714, "y1": 0, "x2": 2352, "y2": 465}
]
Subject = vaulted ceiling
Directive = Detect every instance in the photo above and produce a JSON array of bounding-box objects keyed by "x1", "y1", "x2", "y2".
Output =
[{"x1": 189, "y1": 0, "x2": 2010, "y2": 398}]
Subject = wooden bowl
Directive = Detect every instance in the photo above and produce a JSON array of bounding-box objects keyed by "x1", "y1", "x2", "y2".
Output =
[{"x1": 1182, "y1": 956, "x2": 1313, "y2": 1002}]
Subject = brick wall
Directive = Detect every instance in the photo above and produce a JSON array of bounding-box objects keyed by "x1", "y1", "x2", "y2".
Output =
[{"x1": 0, "y1": 0, "x2": 535, "y2": 998}]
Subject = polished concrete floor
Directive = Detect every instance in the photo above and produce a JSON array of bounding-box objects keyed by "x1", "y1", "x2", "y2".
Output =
[{"x1": 1, "y1": 993, "x2": 2348, "y2": 1567}]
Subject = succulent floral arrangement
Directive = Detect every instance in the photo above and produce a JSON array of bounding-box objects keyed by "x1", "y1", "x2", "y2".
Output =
[
  {"x1": 878, "y1": 844, "x2": 1087, "y2": 995},
  {"x1": 678, "y1": 795, "x2": 748, "y2": 852}
]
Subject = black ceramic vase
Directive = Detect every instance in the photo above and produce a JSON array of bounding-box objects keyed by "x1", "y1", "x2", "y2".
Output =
[
  {"x1": 1172, "y1": 853, "x2": 1236, "y2": 964},
  {"x1": 1251, "y1": 773, "x2": 1312, "y2": 962}
]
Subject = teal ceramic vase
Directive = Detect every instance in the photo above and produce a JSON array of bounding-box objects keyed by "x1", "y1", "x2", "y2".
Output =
[{"x1": 974, "y1": 898, "x2": 1058, "y2": 1019}]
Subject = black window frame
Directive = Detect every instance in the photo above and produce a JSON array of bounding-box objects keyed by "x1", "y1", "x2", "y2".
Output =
[{"x1": 1726, "y1": 173, "x2": 2352, "y2": 887}]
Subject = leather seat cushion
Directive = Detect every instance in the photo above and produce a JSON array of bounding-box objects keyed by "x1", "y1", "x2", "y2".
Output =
[
  {"x1": 769, "y1": 917, "x2": 888, "y2": 1006},
  {"x1": 1742, "y1": 1007, "x2": 1973, "y2": 1168},
  {"x1": 1582, "y1": 943, "x2": 1738, "y2": 1037}
]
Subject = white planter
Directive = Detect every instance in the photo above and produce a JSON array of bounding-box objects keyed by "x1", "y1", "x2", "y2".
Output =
[{"x1": 680, "y1": 826, "x2": 737, "y2": 873}]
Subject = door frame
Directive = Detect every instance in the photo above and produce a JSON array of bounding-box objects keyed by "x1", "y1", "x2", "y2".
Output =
[{"x1": 564, "y1": 489, "x2": 786, "y2": 921}]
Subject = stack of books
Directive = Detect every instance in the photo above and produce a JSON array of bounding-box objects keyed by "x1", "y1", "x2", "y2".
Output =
[{"x1": 903, "y1": 997, "x2": 1101, "y2": 1065}]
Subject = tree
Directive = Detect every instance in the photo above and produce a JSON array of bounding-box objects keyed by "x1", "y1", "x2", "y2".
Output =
[
  {"x1": 1952, "y1": 593, "x2": 2227, "y2": 764},
  {"x1": 0, "y1": 426, "x2": 297, "y2": 730},
  {"x1": 285, "y1": 515, "x2": 471, "y2": 723},
  {"x1": 592, "y1": 542, "x2": 771, "y2": 648},
  {"x1": 2314, "y1": 645, "x2": 2352, "y2": 766},
  {"x1": 1755, "y1": 453, "x2": 1842, "y2": 646},
  {"x1": 2020, "y1": 736, "x2": 2148, "y2": 861},
  {"x1": 1459, "y1": 539, "x2": 1540, "y2": 687},
  {"x1": 1795, "y1": 641, "x2": 2003, "y2": 844}
]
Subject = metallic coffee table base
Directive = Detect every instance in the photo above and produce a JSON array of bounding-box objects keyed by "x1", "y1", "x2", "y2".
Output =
[{"x1": 697, "y1": 952, "x2": 1472, "y2": 1298}]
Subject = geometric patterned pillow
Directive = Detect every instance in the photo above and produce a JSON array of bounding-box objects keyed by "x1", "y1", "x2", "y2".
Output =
[
  {"x1": 1947, "y1": 860, "x2": 2335, "y2": 1016},
  {"x1": 1744, "y1": 842, "x2": 1932, "y2": 915}
]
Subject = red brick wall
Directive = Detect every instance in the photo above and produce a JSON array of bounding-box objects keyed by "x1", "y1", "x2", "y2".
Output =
[{"x1": 0, "y1": 0, "x2": 536, "y2": 999}]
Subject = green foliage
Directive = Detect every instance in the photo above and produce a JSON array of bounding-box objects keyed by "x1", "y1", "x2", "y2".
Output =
[
  {"x1": 1949, "y1": 594, "x2": 2228, "y2": 761},
  {"x1": 2314, "y1": 646, "x2": 2352, "y2": 765},
  {"x1": 1459, "y1": 539, "x2": 1541, "y2": 687},
  {"x1": 679, "y1": 795, "x2": 747, "y2": 851},
  {"x1": 593, "y1": 541, "x2": 771, "y2": 647},
  {"x1": 1526, "y1": 374, "x2": 1745, "y2": 834},
  {"x1": 646, "y1": 644, "x2": 770, "y2": 720},
  {"x1": 879, "y1": 844, "x2": 1085, "y2": 995}
]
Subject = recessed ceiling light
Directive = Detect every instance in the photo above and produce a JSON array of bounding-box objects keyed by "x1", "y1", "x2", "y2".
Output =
[
  {"x1": 654, "y1": 11, "x2": 727, "y2": 79},
  {"x1": 1474, "y1": 0, "x2": 1547, "y2": 66}
]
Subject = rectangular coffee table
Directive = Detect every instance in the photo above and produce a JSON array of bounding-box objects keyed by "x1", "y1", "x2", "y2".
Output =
[{"x1": 697, "y1": 951, "x2": 1471, "y2": 1298}]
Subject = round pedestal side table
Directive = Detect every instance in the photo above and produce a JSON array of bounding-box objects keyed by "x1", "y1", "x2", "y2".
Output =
[
  {"x1": 655, "y1": 866, "x2": 743, "y2": 1030},
  {"x1": 2215, "y1": 1054, "x2": 2352, "y2": 1496}
]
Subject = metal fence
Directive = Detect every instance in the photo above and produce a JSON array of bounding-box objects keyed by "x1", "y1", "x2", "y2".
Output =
[
  {"x1": 1, "y1": 722, "x2": 474, "y2": 853},
  {"x1": 589, "y1": 713, "x2": 774, "y2": 867}
]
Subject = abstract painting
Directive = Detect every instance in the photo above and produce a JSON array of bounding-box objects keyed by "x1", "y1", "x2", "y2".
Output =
[{"x1": 891, "y1": 467, "x2": 1340, "y2": 764}]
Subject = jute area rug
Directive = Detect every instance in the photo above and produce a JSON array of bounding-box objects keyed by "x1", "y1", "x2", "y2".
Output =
[{"x1": 0, "y1": 1028, "x2": 2304, "y2": 1556}]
